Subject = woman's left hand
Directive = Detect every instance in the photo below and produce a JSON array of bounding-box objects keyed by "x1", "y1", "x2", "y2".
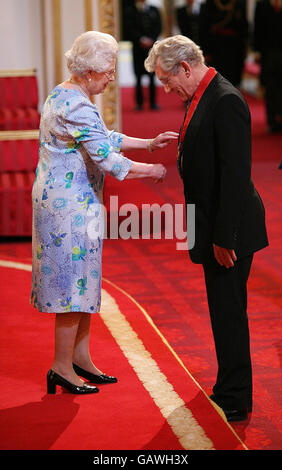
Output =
[{"x1": 150, "y1": 131, "x2": 179, "y2": 151}]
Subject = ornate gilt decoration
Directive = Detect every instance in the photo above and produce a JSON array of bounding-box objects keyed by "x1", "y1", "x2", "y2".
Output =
[
  {"x1": 84, "y1": 0, "x2": 93, "y2": 31},
  {"x1": 98, "y1": 0, "x2": 121, "y2": 131},
  {"x1": 52, "y1": 0, "x2": 62, "y2": 85}
]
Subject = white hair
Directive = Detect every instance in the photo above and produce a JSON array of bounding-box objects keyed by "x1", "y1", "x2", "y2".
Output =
[
  {"x1": 65, "y1": 31, "x2": 118, "y2": 77},
  {"x1": 145, "y1": 35, "x2": 204, "y2": 74}
]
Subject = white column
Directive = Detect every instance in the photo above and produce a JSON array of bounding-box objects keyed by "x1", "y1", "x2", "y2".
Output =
[{"x1": 0, "y1": 0, "x2": 44, "y2": 107}]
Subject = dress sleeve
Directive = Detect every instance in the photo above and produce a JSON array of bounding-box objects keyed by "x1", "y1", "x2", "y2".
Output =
[
  {"x1": 107, "y1": 129, "x2": 125, "y2": 152},
  {"x1": 62, "y1": 99, "x2": 132, "y2": 181}
]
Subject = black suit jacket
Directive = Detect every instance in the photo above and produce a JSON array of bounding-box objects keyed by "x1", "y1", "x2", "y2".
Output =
[
  {"x1": 123, "y1": 4, "x2": 162, "y2": 75},
  {"x1": 181, "y1": 73, "x2": 268, "y2": 264}
]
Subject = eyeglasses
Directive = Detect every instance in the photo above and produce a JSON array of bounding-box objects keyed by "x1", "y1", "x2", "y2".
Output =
[{"x1": 104, "y1": 69, "x2": 116, "y2": 79}]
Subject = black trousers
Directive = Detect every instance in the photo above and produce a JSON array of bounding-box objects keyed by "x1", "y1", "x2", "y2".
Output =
[
  {"x1": 203, "y1": 254, "x2": 253, "y2": 410},
  {"x1": 263, "y1": 50, "x2": 282, "y2": 131},
  {"x1": 135, "y1": 73, "x2": 156, "y2": 108}
]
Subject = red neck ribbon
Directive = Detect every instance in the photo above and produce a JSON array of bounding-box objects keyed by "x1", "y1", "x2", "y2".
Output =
[{"x1": 179, "y1": 67, "x2": 217, "y2": 145}]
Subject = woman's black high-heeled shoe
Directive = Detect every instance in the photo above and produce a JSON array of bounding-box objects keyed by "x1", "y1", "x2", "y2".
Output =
[
  {"x1": 47, "y1": 369, "x2": 99, "y2": 394},
  {"x1": 72, "y1": 363, "x2": 118, "y2": 384}
]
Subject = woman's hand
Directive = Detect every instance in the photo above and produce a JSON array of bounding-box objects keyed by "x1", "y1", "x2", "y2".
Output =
[
  {"x1": 125, "y1": 162, "x2": 166, "y2": 182},
  {"x1": 152, "y1": 163, "x2": 166, "y2": 183},
  {"x1": 149, "y1": 131, "x2": 179, "y2": 152}
]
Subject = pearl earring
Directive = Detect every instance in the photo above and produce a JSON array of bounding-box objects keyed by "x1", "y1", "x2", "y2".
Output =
[{"x1": 89, "y1": 78, "x2": 92, "y2": 82}]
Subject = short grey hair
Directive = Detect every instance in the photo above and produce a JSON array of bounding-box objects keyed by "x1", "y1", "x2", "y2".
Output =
[
  {"x1": 65, "y1": 31, "x2": 118, "y2": 77},
  {"x1": 145, "y1": 35, "x2": 204, "y2": 74}
]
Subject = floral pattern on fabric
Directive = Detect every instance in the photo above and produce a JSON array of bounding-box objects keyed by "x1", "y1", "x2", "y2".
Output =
[{"x1": 31, "y1": 86, "x2": 132, "y2": 313}]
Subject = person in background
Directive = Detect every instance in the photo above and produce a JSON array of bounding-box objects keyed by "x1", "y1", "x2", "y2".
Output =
[
  {"x1": 199, "y1": 0, "x2": 248, "y2": 87},
  {"x1": 145, "y1": 35, "x2": 268, "y2": 422},
  {"x1": 254, "y1": 0, "x2": 282, "y2": 133},
  {"x1": 122, "y1": 0, "x2": 162, "y2": 110},
  {"x1": 174, "y1": 0, "x2": 204, "y2": 44},
  {"x1": 31, "y1": 31, "x2": 178, "y2": 395}
]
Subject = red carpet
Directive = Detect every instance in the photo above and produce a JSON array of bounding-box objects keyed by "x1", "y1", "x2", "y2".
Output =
[
  {"x1": 0, "y1": 86, "x2": 281, "y2": 451},
  {"x1": 0, "y1": 260, "x2": 246, "y2": 450}
]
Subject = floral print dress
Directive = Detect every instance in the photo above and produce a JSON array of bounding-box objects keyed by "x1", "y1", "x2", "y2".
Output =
[{"x1": 31, "y1": 86, "x2": 132, "y2": 313}]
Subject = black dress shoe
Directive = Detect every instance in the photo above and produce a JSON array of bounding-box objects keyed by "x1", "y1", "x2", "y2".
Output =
[
  {"x1": 47, "y1": 369, "x2": 99, "y2": 394},
  {"x1": 73, "y1": 363, "x2": 118, "y2": 384},
  {"x1": 209, "y1": 394, "x2": 250, "y2": 422},
  {"x1": 223, "y1": 408, "x2": 248, "y2": 422},
  {"x1": 209, "y1": 394, "x2": 252, "y2": 412}
]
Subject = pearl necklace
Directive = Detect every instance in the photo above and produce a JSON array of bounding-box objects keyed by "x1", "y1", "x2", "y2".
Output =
[{"x1": 68, "y1": 78, "x2": 90, "y2": 100}]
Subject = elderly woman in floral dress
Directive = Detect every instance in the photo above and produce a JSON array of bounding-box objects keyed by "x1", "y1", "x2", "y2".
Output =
[{"x1": 31, "y1": 31, "x2": 177, "y2": 394}]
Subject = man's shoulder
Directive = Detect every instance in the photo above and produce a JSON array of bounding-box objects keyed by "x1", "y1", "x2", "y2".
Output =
[
  {"x1": 210, "y1": 74, "x2": 248, "y2": 110},
  {"x1": 212, "y1": 74, "x2": 243, "y2": 99},
  {"x1": 201, "y1": 73, "x2": 244, "y2": 115}
]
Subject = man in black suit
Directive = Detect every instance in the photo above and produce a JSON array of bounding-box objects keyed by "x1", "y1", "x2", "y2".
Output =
[
  {"x1": 254, "y1": 0, "x2": 282, "y2": 133},
  {"x1": 145, "y1": 35, "x2": 268, "y2": 422},
  {"x1": 199, "y1": 0, "x2": 248, "y2": 87},
  {"x1": 122, "y1": 0, "x2": 162, "y2": 110}
]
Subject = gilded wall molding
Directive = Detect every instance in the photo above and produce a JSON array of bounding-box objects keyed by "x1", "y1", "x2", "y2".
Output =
[
  {"x1": 98, "y1": 0, "x2": 120, "y2": 131},
  {"x1": 41, "y1": 0, "x2": 48, "y2": 99},
  {"x1": 52, "y1": 0, "x2": 62, "y2": 85},
  {"x1": 84, "y1": 0, "x2": 93, "y2": 31}
]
